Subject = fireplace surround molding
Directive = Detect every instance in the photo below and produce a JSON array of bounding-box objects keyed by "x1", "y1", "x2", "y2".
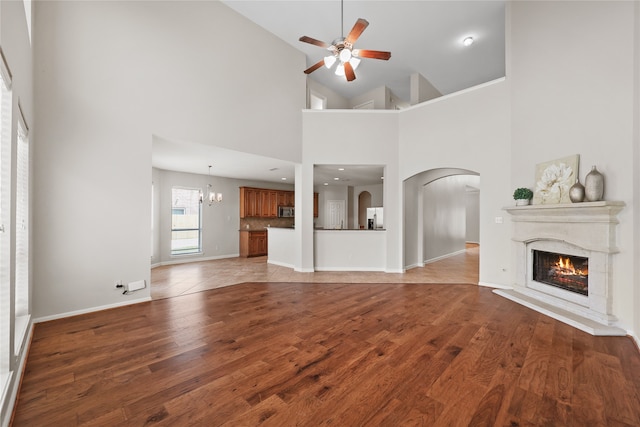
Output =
[{"x1": 498, "y1": 201, "x2": 626, "y2": 336}]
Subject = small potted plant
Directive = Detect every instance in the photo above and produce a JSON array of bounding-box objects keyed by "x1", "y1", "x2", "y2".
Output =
[{"x1": 513, "y1": 187, "x2": 533, "y2": 206}]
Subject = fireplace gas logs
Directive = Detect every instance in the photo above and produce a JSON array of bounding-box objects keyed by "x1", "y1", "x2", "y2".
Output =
[{"x1": 533, "y1": 250, "x2": 588, "y2": 295}]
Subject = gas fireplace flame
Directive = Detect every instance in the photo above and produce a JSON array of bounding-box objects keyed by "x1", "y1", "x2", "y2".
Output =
[{"x1": 555, "y1": 256, "x2": 588, "y2": 276}]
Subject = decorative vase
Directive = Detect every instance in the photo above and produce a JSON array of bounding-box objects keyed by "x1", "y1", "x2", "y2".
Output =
[
  {"x1": 569, "y1": 179, "x2": 585, "y2": 203},
  {"x1": 515, "y1": 199, "x2": 530, "y2": 206},
  {"x1": 584, "y1": 165, "x2": 604, "y2": 201}
]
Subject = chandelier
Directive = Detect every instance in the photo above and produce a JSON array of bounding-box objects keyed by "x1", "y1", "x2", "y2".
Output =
[{"x1": 201, "y1": 165, "x2": 222, "y2": 205}]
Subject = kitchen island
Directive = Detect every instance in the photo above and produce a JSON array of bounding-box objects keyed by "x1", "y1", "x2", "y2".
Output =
[
  {"x1": 314, "y1": 229, "x2": 386, "y2": 271},
  {"x1": 267, "y1": 228, "x2": 387, "y2": 271},
  {"x1": 266, "y1": 227, "x2": 296, "y2": 268}
]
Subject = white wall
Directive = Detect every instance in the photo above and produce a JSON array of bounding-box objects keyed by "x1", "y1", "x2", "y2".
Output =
[
  {"x1": 307, "y1": 79, "x2": 349, "y2": 110},
  {"x1": 466, "y1": 186, "x2": 480, "y2": 243},
  {"x1": 509, "y1": 1, "x2": 638, "y2": 334},
  {"x1": 400, "y1": 80, "x2": 511, "y2": 284},
  {"x1": 423, "y1": 175, "x2": 479, "y2": 262},
  {"x1": 32, "y1": 1, "x2": 306, "y2": 318},
  {"x1": 303, "y1": 110, "x2": 401, "y2": 271},
  {"x1": 350, "y1": 86, "x2": 388, "y2": 110},
  {"x1": 410, "y1": 72, "x2": 442, "y2": 105}
]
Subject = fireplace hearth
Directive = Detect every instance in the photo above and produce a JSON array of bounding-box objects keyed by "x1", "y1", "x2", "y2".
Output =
[{"x1": 498, "y1": 201, "x2": 625, "y2": 336}]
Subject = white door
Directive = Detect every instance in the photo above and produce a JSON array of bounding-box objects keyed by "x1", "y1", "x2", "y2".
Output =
[{"x1": 326, "y1": 200, "x2": 346, "y2": 229}]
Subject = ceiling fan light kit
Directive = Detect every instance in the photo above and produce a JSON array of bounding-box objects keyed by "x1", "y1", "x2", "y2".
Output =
[{"x1": 299, "y1": 1, "x2": 391, "y2": 82}]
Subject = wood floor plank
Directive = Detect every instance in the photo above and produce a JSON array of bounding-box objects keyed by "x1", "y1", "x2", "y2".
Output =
[{"x1": 10, "y1": 249, "x2": 640, "y2": 425}]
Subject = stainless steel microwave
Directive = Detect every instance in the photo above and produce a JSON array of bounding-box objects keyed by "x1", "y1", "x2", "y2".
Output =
[{"x1": 278, "y1": 206, "x2": 294, "y2": 217}]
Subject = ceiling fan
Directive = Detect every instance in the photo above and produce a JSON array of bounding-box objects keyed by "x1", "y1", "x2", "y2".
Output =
[{"x1": 299, "y1": 1, "x2": 391, "y2": 82}]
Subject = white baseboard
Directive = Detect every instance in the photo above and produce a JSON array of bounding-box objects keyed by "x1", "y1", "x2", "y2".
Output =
[
  {"x1": 152, "y1": 253, "x2": 239, "y2": 268},
  {"x1": 267, "y1": 260, "x2": 294, "y2": 269},
  {"x1": 424, "y1": 249, "x2": 466, "y2": 265},
  {"x1": 33, "y1": 297, "x2": 151, "y2": 323},
  {"x1": 294, "y1": 267, "x2": 315, "y2": 273},
  {"x1": 403, "y1": 262, "x2": 424, "y2": 270},
  {"x1": 314, "y1": 267, "x2": 386, "y2": 272},
  {"x1": 478, "y1": 281, "x2": 513, "y2": 290}
]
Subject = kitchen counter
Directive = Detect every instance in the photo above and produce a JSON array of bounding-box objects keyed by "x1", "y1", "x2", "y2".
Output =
[
  {"x1": 316, "y1": 229, "x2": 385, "y2": 231},
  {"x1": 314, "y1": 229, "x2": 386, "y2": 271},
  {"x1": 266, "y1": 227, "x2": 295, "y2": 268}
]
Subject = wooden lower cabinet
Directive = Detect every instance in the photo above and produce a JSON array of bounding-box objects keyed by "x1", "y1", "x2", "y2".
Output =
[
  {"x1": 314, "y1": 192, "x2": 319, "y2": 218},
  {"x1": 239, "y1": 230, "x2": 267, "y2": 257}
]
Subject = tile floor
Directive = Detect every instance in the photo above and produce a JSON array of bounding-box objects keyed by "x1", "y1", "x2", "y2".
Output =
[{"x1": 151, "y1": 244, "x2": 479, "y2": 300}]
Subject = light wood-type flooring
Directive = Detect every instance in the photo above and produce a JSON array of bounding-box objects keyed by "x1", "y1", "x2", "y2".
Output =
[
  {"x1": 12, "y1": 245, "x2": 640, "y2": 426},
  {"x1": 150, "y1": 244, "x2": 481, "y2": 300}
]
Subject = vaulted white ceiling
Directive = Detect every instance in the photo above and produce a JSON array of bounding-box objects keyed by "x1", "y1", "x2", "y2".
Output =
[
  {"x1": 153, "y1": 1, "x2": 506, "y2": 185},
  {"x1": 221, "y1": 0, "x2": 506, "y2": 102}
]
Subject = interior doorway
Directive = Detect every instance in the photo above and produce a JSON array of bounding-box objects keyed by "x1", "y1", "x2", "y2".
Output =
[
  {"x1": 403, "y1": 167, "x2": 480, "y2": 272},
  {"x1": 358, "y1": 191, "x2": 371, "y2": 229}
]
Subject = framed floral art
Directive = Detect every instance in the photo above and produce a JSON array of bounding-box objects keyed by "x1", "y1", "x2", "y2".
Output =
[{"x1": 532, "y1": 154, "x2": 579, "y2": 205}]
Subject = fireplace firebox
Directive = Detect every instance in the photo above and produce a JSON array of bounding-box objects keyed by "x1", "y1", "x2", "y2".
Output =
[{"x1": 532, "y1": 250, "x2": 588, "y2": 296}]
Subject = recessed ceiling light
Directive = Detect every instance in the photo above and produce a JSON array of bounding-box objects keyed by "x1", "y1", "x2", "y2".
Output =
[
  {"x1": 338, "y1": 168, "x2": 345, "y2": 171},
  {"x1": 334, "y1": 177, "x2": 340, "y2": 180},
  {"x1": 281, "y1": 177, "x2": 287, "y2": 180},
  {"x1": 323, "y1": 183, "x2": 329, "y2": 186},
  {"x1": 463, "y1": 36, "x2": 474, "y2": 47}
]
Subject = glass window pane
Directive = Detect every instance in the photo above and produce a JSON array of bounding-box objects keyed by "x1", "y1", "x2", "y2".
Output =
[{"x1": 171, "y1": 187, "x2": 201, "y2": 255}]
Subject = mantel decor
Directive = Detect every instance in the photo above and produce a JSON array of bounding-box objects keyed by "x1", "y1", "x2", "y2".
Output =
[{"x1": 532, "y1": 154, "x2": 579, "y2": 205}]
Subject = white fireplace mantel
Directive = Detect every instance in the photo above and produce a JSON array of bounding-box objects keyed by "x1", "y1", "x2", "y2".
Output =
[
  {"x1": 504, "y1": 201, "x2": 625, "y2": 253},
  {"x1": 497, "y1": 200, "x2": 626, "y2": 336}
]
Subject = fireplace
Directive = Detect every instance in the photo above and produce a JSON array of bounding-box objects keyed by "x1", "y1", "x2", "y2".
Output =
[
  {"x1": 498, "y1": 201, "x2": 625, "y2": 336},
  {"x1": 532, "y1": 250, "x2": 588, "y2": 296}
]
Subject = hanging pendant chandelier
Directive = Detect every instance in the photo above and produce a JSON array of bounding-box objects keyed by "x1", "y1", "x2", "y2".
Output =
[{"x1": 201, "y1": 165, "x2": 222, "y2": 205}]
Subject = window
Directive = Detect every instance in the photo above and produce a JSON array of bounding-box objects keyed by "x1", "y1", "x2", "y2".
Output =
[
  {"x1": 14, "y1": 108, "x2": 29, "y2": 353},
  {"x1": 0, "y1": 49, "x2": 12, "y2": 396},
  {"x1": 171, "y1": 187, "x2": 201, "y2": 255}
]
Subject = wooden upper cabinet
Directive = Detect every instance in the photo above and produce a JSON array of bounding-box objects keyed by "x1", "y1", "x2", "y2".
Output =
[
  {"x1": 240, "y1": 188, "x2": 316, "y2": 218},
  {"x1": 240, "y1": 187, "x2": 261, "y2": 218},
  {"x1": 260, "y1": 190, "x2": 278, "y2": 217},
  {"x1": 284, "y1": 191, "x2": 295, "y2": 207},
  {"x1": 240, "y1": 187, "x2": 291, "y2": 218}
]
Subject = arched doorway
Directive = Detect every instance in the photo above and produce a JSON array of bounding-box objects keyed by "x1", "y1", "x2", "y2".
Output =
[
  {"x1": 358, "y1": 191, "x2": 371, "y2": 229},
  {"x1": 403, "y1": 168, "x2": 480, "y2": 270}
]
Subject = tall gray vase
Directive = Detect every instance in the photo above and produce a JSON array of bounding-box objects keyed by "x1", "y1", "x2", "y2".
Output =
[{"x1": 584, "y1": 165, "x2": 604, "y2": 202}]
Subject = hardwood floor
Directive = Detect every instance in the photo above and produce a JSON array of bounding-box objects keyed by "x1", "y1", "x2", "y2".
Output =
[{"x1": 12, "y1": 247, "x2": 640, "y2": 426}]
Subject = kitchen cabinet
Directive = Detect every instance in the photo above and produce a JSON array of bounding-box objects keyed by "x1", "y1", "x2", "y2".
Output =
[
  {"x1": 240, "y1": 187, "x2": 261, "y2": 218},
  {"x1": 260, "y1": 190, "x2": 279, "y2": 217},
  {"x1": 240, "y1": 187, "x2": 294, "y2": 218},
  {"x1": 240, "y1": 187, "x2": 314, "y2": 218},
  {"x1": 284, "y1": 191, "x2": 295, "y2": 207},
  {"x1": 314, "y1": 192, "x2": 319, "y2": 218},
  {"x1": 239, "y1": 230, "x2": 267, "y2": 257}
]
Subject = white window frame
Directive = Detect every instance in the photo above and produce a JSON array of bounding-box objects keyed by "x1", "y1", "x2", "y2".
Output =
[
  {"x1": 170, "y1": 186, "x2": 202, "y2": 256},
  {"x1": 0, "y1": 45, "x2": 13, "y2": 414},
  {"x1": 14, "y1": 102, "x2": 29, "y2": 355}
]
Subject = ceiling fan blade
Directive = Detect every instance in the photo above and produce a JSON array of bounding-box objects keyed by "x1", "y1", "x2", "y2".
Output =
[
  {"x1": 356, "y1": 49, "x2": 392, "y2": 60},
  {"x1": 345, "y1": 18, "x2": 369, "y2": 46},
  {"x1": 299, "y1": 36, "x2": 329, "y2": 49},
  {"x1": 304, "y1": 59, "x2": 325, "y2": 75},
  {"x1": 344, "y1": 61, "x2": 356, "y2": 82}
]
